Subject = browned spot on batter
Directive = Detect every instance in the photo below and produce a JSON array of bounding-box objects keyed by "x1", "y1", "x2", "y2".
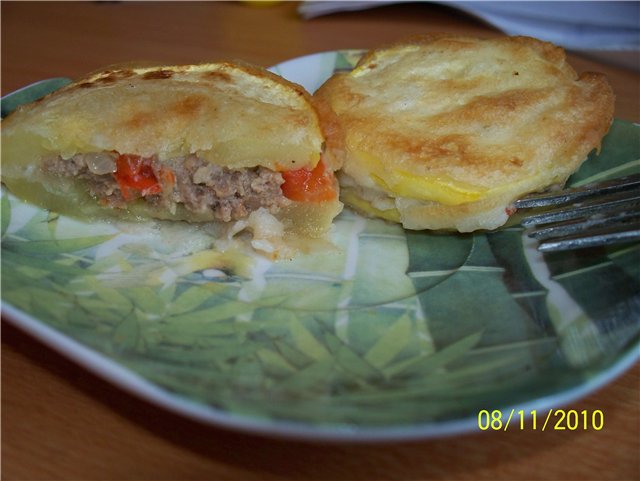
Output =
[
  {"x1": 201, "y1": 70, "x2": 232, "y2": 82},
  {"x1": 126, "y1": 111, "x2": 155, "y2": 129},
  {"x1": 95, "y1": 74, "x2": 118, "y2": 84},
  {"x1": 171, "y1": 95, "x2": 205, "y2": 117},
  {"x1": 75, "y1": 69, "x2": 137, "y2": 89},
  {"x1": 286, "y1": 112, "x2": 310, "y2": 128},
  {"x1": 116, "y1": 69, "x2": 135, "y2": 78},
  {"x1": 384, "y1": 132, "x2": 491, "y2": 169},
  {"x1": 342, "y1": 90, "x2": 366, "y2": 108},
  {"x1": 510, "y1": 156, "x2": 524, "y2": 167},
  {"x1": 96, "y1": 70, "x2": 136, "y2": 83},
  {"x1": 142, "y1": 69, "x2": 174, "y2": 80}
]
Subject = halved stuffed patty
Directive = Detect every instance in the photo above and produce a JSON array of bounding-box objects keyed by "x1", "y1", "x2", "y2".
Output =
[{"x1": 1, "y1": 62, "x2": 343, "y2": 243}]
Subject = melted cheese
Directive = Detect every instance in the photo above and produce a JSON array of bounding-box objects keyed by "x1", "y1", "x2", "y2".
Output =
[
  {"x1": 355, "y1": 149, "x2": 487, "y2": 205},
  {"x1": 340, "y1": 187, "x2": 401, "y2": 222}
]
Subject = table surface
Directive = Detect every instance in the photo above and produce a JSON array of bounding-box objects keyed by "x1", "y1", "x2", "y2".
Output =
[{"x1": 2, "y1": 2, "x2": 639, "y2": 480}]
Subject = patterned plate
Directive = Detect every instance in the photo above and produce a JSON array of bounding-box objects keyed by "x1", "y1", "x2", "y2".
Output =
[{"x1": 2, "y1": 51, "x2": 639, "y2": 441}]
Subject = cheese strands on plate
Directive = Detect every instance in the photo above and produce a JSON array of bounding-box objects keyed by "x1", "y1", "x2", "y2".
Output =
[
  {"x1": 1, "y1": 62, "x2": 344, "y2": 253},
  {"x1": 315, "y1": 35, "x2": 615, "y2": 232}
]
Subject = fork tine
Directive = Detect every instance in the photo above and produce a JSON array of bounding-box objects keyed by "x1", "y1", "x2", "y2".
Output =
[
  {"x1": 518, "y1": 175, "x2": 640, "y2": 252},
  {"x1": 528, "y1": 209, "x2": 640, "y2": 241},
  {"x1": 520, "y1": 191, "x2": 640, "y2": 227},
  {"x1": 514, "y1": 173, "x2": 640, "y2": 209},
  {"x1": 537, "y1": 224, "x2": 640, "y2": 252}
]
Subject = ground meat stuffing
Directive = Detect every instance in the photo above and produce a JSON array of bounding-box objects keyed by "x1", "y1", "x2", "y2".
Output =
[{"x1": 43, "y1": 153, "x2": 290, "y2": 222}]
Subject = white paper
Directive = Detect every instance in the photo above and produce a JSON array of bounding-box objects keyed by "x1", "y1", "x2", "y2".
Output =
[{"x1": 298, "y1": 1, "x2": 640, "y2": 51}]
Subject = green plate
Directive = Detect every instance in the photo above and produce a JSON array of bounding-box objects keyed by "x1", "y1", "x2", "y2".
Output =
[{"x1": 2, "y1": 51, "x2": 639, "y2": 441}]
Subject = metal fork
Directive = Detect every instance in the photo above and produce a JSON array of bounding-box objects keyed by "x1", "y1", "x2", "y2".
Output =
[{"x1": 514, "y1": 174, "x2": 640, "y2": 252}]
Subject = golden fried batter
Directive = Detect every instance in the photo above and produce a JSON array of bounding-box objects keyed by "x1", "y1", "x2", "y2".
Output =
[
  {"x1": 315, "y1": 34, "x2": 615, "y2": 231},
  {"x1": 2, "y1": 62, "x2": 343, "y2": 240}
]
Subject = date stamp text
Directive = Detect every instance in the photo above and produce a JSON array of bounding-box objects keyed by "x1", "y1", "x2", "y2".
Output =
[{"x1": 477, "y1": 409, "x2": 604, "y2": 431}]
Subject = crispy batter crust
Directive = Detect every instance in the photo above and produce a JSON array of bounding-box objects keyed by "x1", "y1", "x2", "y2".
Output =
[
  {"x1": 315, "y1": 34, "x2": 615, "y2": 231},
  {"x1": 1, "y1": 62, "x2": 343, "y2": 236},
  {"x1": 3, "y1": 62, "x2": 326, "y2": 171}
]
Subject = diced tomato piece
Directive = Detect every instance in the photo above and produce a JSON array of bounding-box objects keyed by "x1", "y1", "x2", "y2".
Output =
[
  {"x1": 114, "y1": 154, "x2": 162, "y2": 200},
  {"x1": 281, "y1": 159, "x2": 337, "y2": 203}
]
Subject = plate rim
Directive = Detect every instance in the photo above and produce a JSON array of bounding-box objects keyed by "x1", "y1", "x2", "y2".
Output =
[{"x1": 4, "y1": 302, "x2": 638, "y2": 442}]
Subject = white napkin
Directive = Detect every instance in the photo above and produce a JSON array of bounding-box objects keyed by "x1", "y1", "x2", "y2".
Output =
[{"x1": 298, "y1": 1, "x2": 640, "y2": 68}]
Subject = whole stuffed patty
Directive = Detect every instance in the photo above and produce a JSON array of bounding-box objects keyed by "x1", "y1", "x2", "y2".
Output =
[{"x1": 315, "y1": 34, "x2": 615, "y2": 231}]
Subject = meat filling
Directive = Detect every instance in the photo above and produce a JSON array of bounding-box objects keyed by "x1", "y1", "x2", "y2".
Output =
[{"x1": 43, "y1": 153, "x2": 290, "y2": 222}]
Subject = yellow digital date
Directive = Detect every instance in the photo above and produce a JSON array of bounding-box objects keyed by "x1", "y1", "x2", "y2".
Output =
[{"x1": 477, "y1": 409, "x2": 604, "y2": 431}]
